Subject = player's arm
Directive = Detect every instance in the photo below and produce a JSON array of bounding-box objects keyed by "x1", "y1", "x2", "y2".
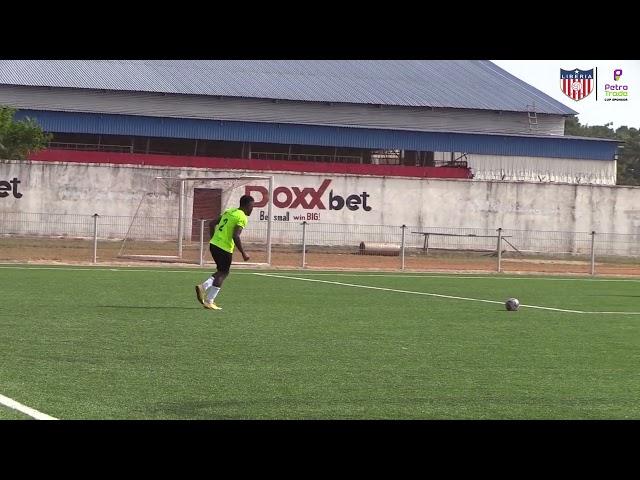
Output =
[
  {"x1": 233, "y1": 226, "x2": 250, "y2": 261},
  {"x1": 208, "y1": 215, "x2": 222, "y2": 238}
]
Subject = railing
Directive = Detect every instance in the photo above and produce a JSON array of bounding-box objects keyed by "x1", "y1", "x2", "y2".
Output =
[
  {"x1": 2, "y1": 211, "x2": 640, "y2": 275},
  {"x1": 433, "y1": 160, "x2": 468, "y2": 168},
  {"x1": 48, "y1": 142, "x2": 134, "y2": 154},
  {"x1": 250, "y1": 151, "x2": 362, "y2": 164}
]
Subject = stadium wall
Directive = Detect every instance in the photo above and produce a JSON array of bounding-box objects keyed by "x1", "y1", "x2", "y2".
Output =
[
  {"x1": 2, "y1": 160, "x2": 640, "y2": 245},
  {"x1": 463, "y1": 153, "x2": 617, "y2": 185}
]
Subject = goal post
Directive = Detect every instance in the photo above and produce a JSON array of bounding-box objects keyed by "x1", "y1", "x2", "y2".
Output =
[{"x1": 117, "y1": 174, "x2": 274, "y2": 266}]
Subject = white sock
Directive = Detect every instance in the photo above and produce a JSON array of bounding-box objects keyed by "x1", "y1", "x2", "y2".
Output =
[
  {"x1": 201, "y1": 276, "x2": 214, "y2": 290},
  {"x1": 206, "y1": 286, "x2": 220, "y2": 303}
]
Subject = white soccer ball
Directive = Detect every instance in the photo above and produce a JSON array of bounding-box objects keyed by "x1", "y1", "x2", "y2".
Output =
[{"x1": 505, "y1": 298, "x2": 520, "y2": 311}]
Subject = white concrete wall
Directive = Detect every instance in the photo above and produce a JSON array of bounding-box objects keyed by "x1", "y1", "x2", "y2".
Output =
[
  {"x1": 465, "y1": 154, "x2": 616, "y2": 185},
  {"x1": 433, "y1": 152, "x2": 616, "y2": 185},
  {"x1": 2, "y1": 160, "x2": 640, "y2": 254}
]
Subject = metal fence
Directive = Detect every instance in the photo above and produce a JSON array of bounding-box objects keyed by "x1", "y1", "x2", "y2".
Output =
[
  {"x1": 249, "y1": 151, "x2": 362, "y2": 164},
  {"x1": 1, "y1": 211, "x2": 639, "y2": 275},
  {"x1": 48, "y1": 142, "x2": 134, "y2": 154}
]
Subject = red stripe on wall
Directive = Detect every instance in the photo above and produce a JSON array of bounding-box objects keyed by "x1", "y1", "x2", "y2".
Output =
[{"x1": 27, "y1": 149, "x2": 474, "y2": 179}]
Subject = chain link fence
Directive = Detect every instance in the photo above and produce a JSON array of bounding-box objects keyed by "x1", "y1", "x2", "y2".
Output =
[{"x1": 1, "y1": 211, "x2": 639, "y2": 275}]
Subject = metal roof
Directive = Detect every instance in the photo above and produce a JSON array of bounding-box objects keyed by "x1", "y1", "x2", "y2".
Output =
[
  {"x1": 0, "y1": 60, "x2": 577, "y2": 115},
  {"x1": 15, "y1": 110, "x2": 614, "y2": 161}
]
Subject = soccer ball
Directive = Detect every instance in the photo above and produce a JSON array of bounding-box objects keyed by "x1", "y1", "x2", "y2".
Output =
[{"x1": 505, "y1": 298, "x2": 520, "y2": 311}]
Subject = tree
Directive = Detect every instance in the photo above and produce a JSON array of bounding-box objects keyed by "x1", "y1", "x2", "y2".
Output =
[
  {"x1": 565, "y1": 116, "x2": 640, "y2": 186},
  {"x1": 614, "y1": 126, "x2": 640, "y2": 186},
  {"x1": 0, "y1": 106, "x2": 52, "y2": 160}
]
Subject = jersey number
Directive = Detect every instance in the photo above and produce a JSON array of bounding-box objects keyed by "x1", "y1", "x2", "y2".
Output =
[{"x1": 218, "y1": 218, "x2": 229, "y2": 231}]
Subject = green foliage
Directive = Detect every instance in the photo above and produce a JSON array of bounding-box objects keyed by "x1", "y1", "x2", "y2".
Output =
[
  {"x1": 0, "y1": 106, "x2": 52, "y2": 160},
  {"x1": 565, "y1": 116, "x2": 640, "y2": 185}
]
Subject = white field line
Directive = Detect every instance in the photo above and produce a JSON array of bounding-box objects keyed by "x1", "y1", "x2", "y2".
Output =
[
  {"x1": 2, "y1": 264, "x2": 640, "y2": 283},
  {"x1": 251, "y1": 272, "x2": 640, "y2": 283},
  {"x1": 0, "y1": 393, "x2": 58, "y2": 420},
  {"x1": 254, "y1": 273, "x2": 640, "y2": 315}
]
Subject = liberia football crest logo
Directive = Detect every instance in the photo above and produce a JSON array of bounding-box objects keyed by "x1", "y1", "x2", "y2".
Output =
[{"x1": 560, "y1": 68, "x2": 594, "y2": 101}]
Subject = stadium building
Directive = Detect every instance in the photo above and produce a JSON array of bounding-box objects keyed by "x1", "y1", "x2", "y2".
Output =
[
  {"x1": 0, "y1": 60, "x2": 619, "y2": 184},
  {"x1": 2, "y1": 60, "x2": 633, "y2": 257}
]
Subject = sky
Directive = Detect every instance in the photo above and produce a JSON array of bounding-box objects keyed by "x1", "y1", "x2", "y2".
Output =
[{"x1": 491, "y1": 60, "x2": 640, "y2": 130}]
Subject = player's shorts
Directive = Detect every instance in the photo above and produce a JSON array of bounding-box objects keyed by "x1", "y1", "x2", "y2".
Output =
[{"x1": 210, "y1": 244, "x2": 233, "y2": 273}]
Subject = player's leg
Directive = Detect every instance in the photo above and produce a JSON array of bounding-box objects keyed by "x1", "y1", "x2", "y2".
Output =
[
  {"x1": 204, "y1": 245, "x2": 232, "y2": 310},
  {"x1": 195, "y1": 244, "x2": 217, "y2": 305},
  {"x1": 212, "y1": 270, "x2": 229, "y2": 288}
]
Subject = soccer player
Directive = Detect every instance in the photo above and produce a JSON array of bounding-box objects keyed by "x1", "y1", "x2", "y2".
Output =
[{"x1": 195, "y1": 195, "x2": 254, "y2": 310}]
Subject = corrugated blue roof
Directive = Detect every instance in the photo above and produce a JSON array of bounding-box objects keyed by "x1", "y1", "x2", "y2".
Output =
[
  {"x1": 15, "y1": 110, "x2": 614, "y2": 161},
  {"x1": 0, "y1": 60, "x2": 577, "y2": 115}
]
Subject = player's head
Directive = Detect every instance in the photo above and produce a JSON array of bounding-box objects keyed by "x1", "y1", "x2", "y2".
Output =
[{"x1": 239, "y1": 195, "x2": 255, "y2": 215}]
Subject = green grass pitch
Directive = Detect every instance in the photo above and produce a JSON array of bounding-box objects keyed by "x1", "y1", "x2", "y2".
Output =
[{"x1": 1, "y1": 264, "x2": 639, "y2": 419}]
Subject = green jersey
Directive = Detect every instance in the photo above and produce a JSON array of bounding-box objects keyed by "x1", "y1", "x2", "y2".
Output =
[{"x1": 210, "y1": 208, "x2": 248, "y2": 253}]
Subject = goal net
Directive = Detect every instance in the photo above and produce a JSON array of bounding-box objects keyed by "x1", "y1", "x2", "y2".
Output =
[{"x1": 117, "y1": 175, "x2": 274, "y2": 266}]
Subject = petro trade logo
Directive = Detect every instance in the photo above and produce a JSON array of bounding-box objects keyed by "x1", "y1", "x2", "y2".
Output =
[
  {"x1": 560, "y1": 68, "x2": 595, "y2": 101},
  {"x1": 605, "y1": 68, "x2": 629, "y2": 101}
]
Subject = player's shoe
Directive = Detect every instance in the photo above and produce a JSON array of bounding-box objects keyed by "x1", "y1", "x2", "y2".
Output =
[
  {"x1": 203, "y1": 301, "x2": 222, "y2": 310},
  {"x1": 195, "y1": 285, "x2": 206, "y2": 305}
]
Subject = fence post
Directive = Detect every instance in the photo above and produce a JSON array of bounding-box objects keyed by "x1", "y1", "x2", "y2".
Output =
[
  {"x1": 199, "y1": 219, "x2": 206, "y2": 267},
  {"x1": 301, "y1": 221, "x2": 307, "y2": 268},
  {"x1": 92, "y1": 213, "x2": 99, "y2": 264},
  {"x1": 590, "y1": 230, "x2": 596, "y2": 276},
  {"x1": 177, "y1": 179, "x2": 185, "y2": 258},
  {"x1": 266, "y1": 175, "x2": 274, "y2": 266},
  {"x1": 496, "y1": 227, "x2": 503, "y2": 273},
  {"x1": 401, "y1": 225, "x2": 406, "y2": 271}
]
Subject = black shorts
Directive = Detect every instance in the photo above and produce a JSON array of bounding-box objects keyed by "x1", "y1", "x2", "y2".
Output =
[{"x1": 210, "y1": 244, "x2": 233, "y2": 273}]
